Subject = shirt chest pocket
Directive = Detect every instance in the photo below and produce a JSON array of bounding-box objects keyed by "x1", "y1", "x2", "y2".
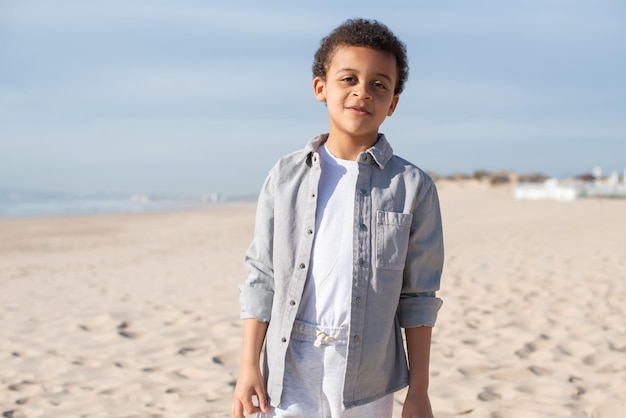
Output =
[{"x1": 375, "y1": 210, "x2": 413, "y2": 271}]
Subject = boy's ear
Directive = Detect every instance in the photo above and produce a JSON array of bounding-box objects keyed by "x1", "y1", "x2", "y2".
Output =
[
  {"x1": 387, "y1": 94, "x2": 400, "y2": 116},
  {"x1": 313, "y1": 77, "x2": 326, "y2": 102}
]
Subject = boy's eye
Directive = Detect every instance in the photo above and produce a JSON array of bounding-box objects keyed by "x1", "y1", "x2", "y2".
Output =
[
  {"x1": 341, "y1": 77, "x2": 357, "y2": 83},
  {"x1": 372, "y1": 81, "x2": 387, "y2": 89}
]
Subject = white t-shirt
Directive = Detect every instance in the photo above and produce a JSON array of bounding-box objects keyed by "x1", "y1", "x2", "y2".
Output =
[{"x1": 297, "y1": 143, "x2": 358, "y2": 328}]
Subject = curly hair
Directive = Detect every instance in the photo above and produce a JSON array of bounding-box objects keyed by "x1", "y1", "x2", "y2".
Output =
[{"x1": 312, "y1": 18, "x2": 409, "y2": 95}]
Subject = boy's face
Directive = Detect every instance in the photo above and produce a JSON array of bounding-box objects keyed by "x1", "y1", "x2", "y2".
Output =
[{"x1": 313, "y1": 45, "x2": 399, "y2": 145}]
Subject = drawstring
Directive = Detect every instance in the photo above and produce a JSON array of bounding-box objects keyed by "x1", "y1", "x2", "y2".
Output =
[{"x1": 313, "y1": 330, "x2": 336, "y2": 347}]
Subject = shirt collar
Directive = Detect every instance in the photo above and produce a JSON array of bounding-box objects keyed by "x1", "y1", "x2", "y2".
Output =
[{"x1": 298, "y1": 133, "x2": 394, "y2": 169}]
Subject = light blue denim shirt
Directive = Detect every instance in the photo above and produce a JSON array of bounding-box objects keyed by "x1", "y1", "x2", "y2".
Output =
[{"x1": 239, "y1": 133, "x2": 444, "y2": 408}]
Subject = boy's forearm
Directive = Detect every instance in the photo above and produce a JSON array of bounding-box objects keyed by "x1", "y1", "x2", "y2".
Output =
[
  {"x1": 405, "y1": 325, "x2": 432, "y2": 392},
  {"x1": 240, "y1": 318, "x2": 269, "y2": 367}
]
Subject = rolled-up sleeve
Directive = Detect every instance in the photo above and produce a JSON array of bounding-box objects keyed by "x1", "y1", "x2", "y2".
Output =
[
  {"x1": 398, "y1": 179, "x2": 444, "y2": 328},
  {"x1": 239, "y1": 170, "x2": 276, "y2": 323}
]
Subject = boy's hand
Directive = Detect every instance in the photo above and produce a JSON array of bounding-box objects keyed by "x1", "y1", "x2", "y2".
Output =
[
  {"x1": 231, "y1": 365, "x2": 269, "y2": 418},
  {"x1": 401, "y1": 388, "x2": 434, "y2": 418}
]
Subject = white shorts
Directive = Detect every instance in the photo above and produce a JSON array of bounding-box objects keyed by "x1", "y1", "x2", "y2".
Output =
[{"x1": 258, "y1": 320, "x2": 394, "y2": 418}]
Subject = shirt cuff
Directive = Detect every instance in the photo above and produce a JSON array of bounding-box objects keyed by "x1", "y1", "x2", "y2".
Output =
[
  {"x1": 239, "y1": 284, "x2": 274, "y2": 323},
  {"x1": 397, "y1": 295, "x2": 443, "y2": 328}
]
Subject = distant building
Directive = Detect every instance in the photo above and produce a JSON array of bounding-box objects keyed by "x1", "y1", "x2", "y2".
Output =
[
  {"x1": 514, "y1": 179, "x2": 577, "y2": 201},
  {"x1": 513, "y1": 167, "x2": 626, "y2": 201},
  {"x1": 201, "y1": 192, "x2": 223, "y2": 203}
]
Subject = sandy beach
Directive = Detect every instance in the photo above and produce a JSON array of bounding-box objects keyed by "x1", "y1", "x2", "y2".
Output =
[{"x1": 1, "y1": 183, "x2": 625, "y2": 417}]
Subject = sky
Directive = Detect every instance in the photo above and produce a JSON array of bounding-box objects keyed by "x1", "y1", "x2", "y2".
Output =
[{"x1": 1, "y1": 0, "x2": 625, "y2": 197}]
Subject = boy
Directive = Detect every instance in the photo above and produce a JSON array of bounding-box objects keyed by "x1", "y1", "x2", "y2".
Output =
[{"x1": 232, "y1": 18, "x2": 443, "y2": 418}]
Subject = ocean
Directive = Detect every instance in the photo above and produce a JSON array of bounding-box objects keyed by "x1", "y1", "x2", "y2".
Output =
[{"x1": 0, "y1": 189, "x2": 228, "y2": 219}]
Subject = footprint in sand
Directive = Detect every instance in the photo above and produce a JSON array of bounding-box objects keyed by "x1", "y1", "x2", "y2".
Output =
[
  {"x1": 177, "y1": 346, "x2": 209, "y2": 357},
  {"x1": 514, "y1": 334, "x2": 550, "y2": 359},
  {"x1": 117, "y1": 321, "x2": 141, "y2": 339},
  {"x1": 491, "y1": 409, "x2": 543, "y2": 418},
  {"x1": 457, "y1": 365, "x2": 494, "y2": 376},
  {"x1": 527, "y1": 365, "x2": 552, "y2": 376},
  {"x1": 489, "y1": 367, "x2": 535, "y2": 381},
  {"x1": 172, "y1": 367, "x2": 210, "y2": 380},
  {"x1": 7, "y1": 380, "x2": 41, "y2": 396},
  {"x1": 210, "y1": 350, "x2": 240, "y2": 368},
  {"x1": 477, "y1": 386, "x2": 501, "y2": 401}
]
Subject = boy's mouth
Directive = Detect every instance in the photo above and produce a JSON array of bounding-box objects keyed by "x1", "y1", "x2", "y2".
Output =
[{"x1": 346, "y1": 106, "x2": 371, "y2": 115}]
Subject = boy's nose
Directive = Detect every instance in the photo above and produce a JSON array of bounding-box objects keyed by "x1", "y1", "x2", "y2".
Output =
[{"x1": 352, "y1": 84, "x2": 372, "y2": 99}]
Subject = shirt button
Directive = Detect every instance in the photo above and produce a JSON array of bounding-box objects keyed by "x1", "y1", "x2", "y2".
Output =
[
  {"x1": 281, "y1": 337, "x2": 287, "y2": 343},
  {"x1": 359, "y1": 223, "x2": 367, "y2": 231},
  {"x1": 355, "y1": 297, "x2": 363, "y2": 305},
  {"x1": 353, "y1": 335, "x2": 360, "y2": 344},
  {"x1": 307, "y1": 228, "x2": 313, "y2": 235},
  {"x1": 357, "y1": 258, "x2": 364, "y2": 266},
  {"x1": 289, "y1": 300, "x2": 296, "y2": 306},
  {"x1": 299, "y1": 263, "x2": 306, "y2": 269},
  {"x1": 359, "y1": 189, "x2": 368, "y2": 196}
]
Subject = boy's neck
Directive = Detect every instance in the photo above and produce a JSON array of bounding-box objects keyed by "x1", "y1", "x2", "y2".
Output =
[{"x1": 325, "y1": 133, "x2": 379, "y2": 161}]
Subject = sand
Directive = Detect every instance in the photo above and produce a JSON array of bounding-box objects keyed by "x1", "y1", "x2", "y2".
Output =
[{"x1": 1, "y1": 184, "x2": 625, "y2": 417}]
